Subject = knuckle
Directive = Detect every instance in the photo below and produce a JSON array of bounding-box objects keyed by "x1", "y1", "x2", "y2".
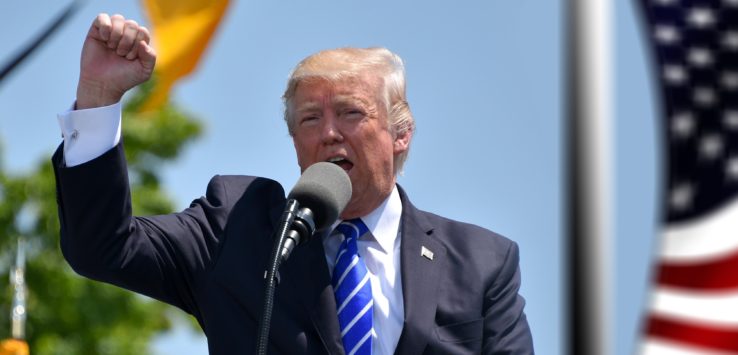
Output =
[{"x1": 95, "y1": 14, "x2": 111, "y2": 29}]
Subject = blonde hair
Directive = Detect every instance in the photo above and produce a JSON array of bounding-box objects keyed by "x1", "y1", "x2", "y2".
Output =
[{"x1": 282, "y1": 47, "x2": 415, "y2": 174}]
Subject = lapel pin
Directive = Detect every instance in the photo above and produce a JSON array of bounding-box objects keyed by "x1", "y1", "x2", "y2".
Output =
[{"x1": 420, "y1": 246, "x2": 434, "y2": 261}]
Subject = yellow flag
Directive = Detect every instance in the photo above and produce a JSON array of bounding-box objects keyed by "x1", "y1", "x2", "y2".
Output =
[
  {"x1": 140, "y1": 0, "x2": 230, "y2": 111},
  {"x1": 0, "y1": 339, "x2": 29, "y2": 355}
]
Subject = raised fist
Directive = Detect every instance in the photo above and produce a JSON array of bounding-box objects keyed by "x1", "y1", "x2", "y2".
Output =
[{"x1": 76, "y1": 13, "x2": 156, "y2": 109}]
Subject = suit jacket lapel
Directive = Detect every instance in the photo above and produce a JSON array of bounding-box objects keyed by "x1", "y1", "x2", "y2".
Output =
[
  {"x1": 394, "y1": 187, "x2": 447, "y2": 354},
  {"x1": 282, "y1": 230, "x2": 344, "y2": 355}
]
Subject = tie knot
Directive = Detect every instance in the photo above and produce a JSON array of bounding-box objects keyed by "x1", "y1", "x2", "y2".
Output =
[{"x1": 336, "y1": 218, "x2": 369, "y2": 241}]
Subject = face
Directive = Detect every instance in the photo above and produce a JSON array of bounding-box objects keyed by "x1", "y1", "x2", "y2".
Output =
[{"x1": 290, "y1": 75, "x2": 411, "y2": 219}]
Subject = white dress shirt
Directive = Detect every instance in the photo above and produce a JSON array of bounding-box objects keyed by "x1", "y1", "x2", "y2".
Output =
[
  {"x1": 57, "y1": 102, "x2": 406, "y2": 354},
  {"x1": 323, "y1": 187, "x2": 404, "y2": 355}
]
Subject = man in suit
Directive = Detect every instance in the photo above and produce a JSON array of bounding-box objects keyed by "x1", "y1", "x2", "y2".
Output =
[{"x1": 54, "y1": 13, "x2": 534, "y2": 354}]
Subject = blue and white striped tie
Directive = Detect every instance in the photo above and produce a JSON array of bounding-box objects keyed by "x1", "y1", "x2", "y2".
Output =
[{"x1": 332, "y1": 218, "x2": 373, "y2": 355}]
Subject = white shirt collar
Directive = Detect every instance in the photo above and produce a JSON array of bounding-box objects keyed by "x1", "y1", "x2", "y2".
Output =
[
  {"x1": 327, "y1": 185, "x2": 402, "y2": 254},
  {"x1": 360, "y1": 185, "x2": 402, "y2": 254}
]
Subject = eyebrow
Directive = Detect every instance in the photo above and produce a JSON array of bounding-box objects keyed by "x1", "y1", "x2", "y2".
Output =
[
  {"x1": 294, "y1": 95, "x2": 373, "y2": 113},
  {"x1": 333, "y1": 94, "x2": 372, "y2": 108},
  {"x1": 294, "y1": 102, "x2": 322, "y2": 113}
]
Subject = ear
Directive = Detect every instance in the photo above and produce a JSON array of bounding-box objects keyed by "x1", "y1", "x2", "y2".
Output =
[{"x1": 393, "y1": 129, "x2": 412, "y2": 155}]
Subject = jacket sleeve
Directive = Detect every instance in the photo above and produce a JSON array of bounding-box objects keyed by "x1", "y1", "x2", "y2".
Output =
[
  {"x1": 52, "y1": 142, "x2": 280, "y2": 315},
  {"x1": 482, "y1": 241, "x2": 535, "y2": 354}
]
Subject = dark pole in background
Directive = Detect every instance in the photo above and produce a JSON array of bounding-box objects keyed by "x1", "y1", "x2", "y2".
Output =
[{"x1": 0, "y1": 0, "x2": 86, "y2": 85}]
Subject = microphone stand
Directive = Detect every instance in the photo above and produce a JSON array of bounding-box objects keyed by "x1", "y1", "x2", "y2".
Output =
[{"x1": 256, "y1": 199, "x2": 298, "y2": 355}]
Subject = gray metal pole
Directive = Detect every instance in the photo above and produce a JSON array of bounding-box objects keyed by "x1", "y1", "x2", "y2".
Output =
[
  {"x1": 566, "y1": 0, "x2": 612, "y2": 353},
  {"x1": 10, "y1": 237, "x2": 27, "y2": 340}
]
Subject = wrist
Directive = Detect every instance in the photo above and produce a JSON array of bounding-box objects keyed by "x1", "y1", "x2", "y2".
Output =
[{"x1": 76, "y1": 79, "x2": 123, "y2": 109}]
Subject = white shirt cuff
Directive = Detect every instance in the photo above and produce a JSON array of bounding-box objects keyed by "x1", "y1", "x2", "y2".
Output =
[{"x1": 57, "y1": 101, "x2": 122, "y2": 167}]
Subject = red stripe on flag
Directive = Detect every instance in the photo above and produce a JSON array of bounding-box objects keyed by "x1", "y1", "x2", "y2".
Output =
[
  {"x1": 647, "y1": 314, "x2": 738, "y2": 352},
  {"x1": 657, "y1": 252, "x2": 738, "y2": 290}
]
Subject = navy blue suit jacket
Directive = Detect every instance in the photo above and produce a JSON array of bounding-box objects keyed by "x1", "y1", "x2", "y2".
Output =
[{"x1": 53, "y1": 143, "x2": 534, "y2": 354}]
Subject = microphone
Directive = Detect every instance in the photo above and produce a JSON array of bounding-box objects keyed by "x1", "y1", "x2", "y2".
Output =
[
  {"x1": 257, "y1": 162, "x2": 351, "y2": 354},
  {"x1": 280, "y1": 162, "x2": 352, "y2": 260}
]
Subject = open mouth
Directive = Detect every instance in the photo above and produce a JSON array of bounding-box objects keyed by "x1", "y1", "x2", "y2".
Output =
[{"x1": 327, "y1": 157, "x2": 353, "y2": 172}]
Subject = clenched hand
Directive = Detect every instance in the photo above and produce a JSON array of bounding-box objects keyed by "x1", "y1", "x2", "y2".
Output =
[{"x1": 76, "y1": 13, "x2": 156, "y2": 109}]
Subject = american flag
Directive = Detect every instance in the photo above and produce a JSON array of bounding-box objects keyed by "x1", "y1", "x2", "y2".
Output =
[{"x1": 639, "y1": 0, "x2": 738, "y2": 353}]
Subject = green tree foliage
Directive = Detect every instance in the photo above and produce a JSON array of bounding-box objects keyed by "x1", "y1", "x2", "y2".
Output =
[{"x1": 0, "y1": 80, "x2": 203, "y2": 355}]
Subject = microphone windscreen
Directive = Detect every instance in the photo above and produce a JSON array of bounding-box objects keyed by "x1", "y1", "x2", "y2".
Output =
[{"x1": 288, "y1": 162, "x2": 352, "y2": 230}]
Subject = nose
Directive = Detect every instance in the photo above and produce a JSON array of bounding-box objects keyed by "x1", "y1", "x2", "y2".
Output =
[{"x1": 319, "y1": 114, "x2": 343, "y2": 145}]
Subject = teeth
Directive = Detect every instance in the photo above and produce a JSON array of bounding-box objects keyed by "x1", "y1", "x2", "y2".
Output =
[{"x1": 328, "y1": 157, "x2": 344, "y2": 163}]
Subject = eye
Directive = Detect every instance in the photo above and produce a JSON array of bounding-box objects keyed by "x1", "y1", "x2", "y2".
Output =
[
  {"x1": 342, "y1": 108, "x2": 365, "y2": 119},
  {"x1": 299, "y1": 115, "x2": 319, "y2": 126}
]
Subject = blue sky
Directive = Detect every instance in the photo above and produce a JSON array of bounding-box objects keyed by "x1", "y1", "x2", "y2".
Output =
[
  {"x1": 0, "y1": 0, "x2": 659, "y2": 354},
  {"x1": 618, "y1": 0, "x2": 661, "y2": 353}
]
